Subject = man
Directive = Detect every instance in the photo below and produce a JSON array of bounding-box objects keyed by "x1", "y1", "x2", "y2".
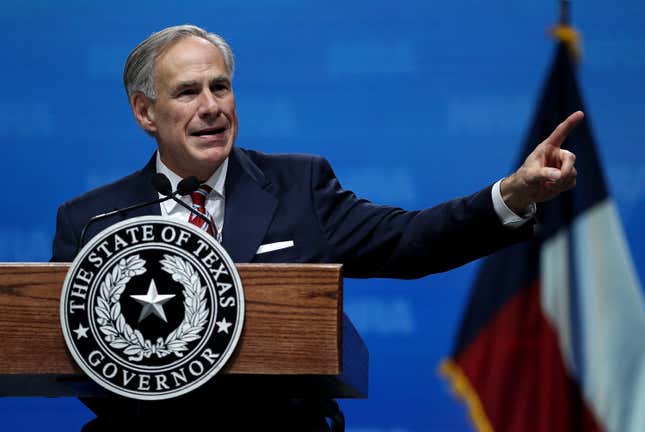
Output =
[{"x1": 51, "y1": 25, "x2": 580, "y2": 431}]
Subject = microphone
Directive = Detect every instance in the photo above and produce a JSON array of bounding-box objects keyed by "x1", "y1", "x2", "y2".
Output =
[
  {"x1": 152, "y1": 174, "x2": 212, "y2": 229},
  {"x1": 76, "y1": 174, "x2": 209, "y2": 255},
  {"x1": 176, "y1": 176, "x2": 201, "y2": 196},
  {"x1": 151, "y1": 173, "x2": 172, "y2": 196}
]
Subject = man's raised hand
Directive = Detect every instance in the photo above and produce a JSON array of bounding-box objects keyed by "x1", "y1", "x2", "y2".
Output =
[{"x1": 500, "y1": 110, "x2": 584, "y2": 214}]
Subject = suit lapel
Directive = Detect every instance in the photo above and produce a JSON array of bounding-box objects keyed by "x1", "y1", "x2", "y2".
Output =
[
  {"x1": 114, "y1": 154, "x2": 162, "y2": 219},
  {"x1": 222, "y1": 148, "x2": 278, "y2": 262}
]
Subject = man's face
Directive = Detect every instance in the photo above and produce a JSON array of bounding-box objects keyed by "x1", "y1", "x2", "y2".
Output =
[{"x1": 140, "y1": 36, "x2": 237, "y2": 179}]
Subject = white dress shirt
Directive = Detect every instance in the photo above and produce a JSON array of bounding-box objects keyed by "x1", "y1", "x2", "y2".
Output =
[{"x1": 155, "y1": 153, "x2": 227, "y2": 237}]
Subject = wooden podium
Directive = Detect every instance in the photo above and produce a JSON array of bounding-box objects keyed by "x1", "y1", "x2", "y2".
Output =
[{"x1": 0, "y1": 263, "x2": 367, "y2": 399}]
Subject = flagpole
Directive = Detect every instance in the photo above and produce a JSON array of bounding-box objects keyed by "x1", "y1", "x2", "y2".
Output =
[
  {"x1": 552, "y1": 0, "x2": 581, "y2": 61},
  {"x1": 559, "y1": 0, "x2": 571, "y2": 26}
]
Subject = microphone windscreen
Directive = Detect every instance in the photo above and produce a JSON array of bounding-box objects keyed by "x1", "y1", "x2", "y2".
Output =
[
  {"x1": 177, "y1": 176, "x2": 201, "y2": 195},
  {"x1": 152, "y1": 173, "x2": 172, "y2": 196}
]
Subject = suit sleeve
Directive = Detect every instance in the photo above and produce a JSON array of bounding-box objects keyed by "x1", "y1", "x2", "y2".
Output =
[
  {"x1": 310, "y1": 157, "x2": 534, "y2": 279},
  {"x1": 50, "y1": 203, "x2": 80, "y2": 262}
]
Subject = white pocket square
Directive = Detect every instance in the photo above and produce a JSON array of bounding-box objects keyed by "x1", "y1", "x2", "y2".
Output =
[{"x1": 256, "y1": 240, "x2": 295, "y2": 255}]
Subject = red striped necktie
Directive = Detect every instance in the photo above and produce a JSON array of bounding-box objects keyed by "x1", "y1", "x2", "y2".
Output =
[{"x1": 188, "y1": 184, "x2": 219, "y2": 240}]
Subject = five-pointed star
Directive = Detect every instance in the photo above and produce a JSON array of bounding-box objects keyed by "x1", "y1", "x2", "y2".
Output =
[
  {"x1": 216, "y1": 318, "x2": 232, "y2": 334},
  {"x1": 73, "y1": 323, "x2": 89, "y2": 340},
  {"x1": 130, "y1": 279, "x2": 176, "y2": 323}
]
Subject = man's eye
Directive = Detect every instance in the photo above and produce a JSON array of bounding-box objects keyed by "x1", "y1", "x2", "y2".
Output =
[
  {"x1": 178, "y1": 89, "x2": 197, "y2": 96},
  {"x1": 212, "y1": 84, "x2": 229, "y2": 92}
]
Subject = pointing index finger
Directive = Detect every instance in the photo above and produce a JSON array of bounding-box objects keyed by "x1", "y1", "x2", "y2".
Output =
[{"x1": 545, "y1": 111, "x2": 584, "y2": 148}]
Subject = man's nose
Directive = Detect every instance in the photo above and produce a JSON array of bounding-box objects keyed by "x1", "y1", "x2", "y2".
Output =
[{"x1": 197, "y1": 90, "x2": 220, "y2": 119}]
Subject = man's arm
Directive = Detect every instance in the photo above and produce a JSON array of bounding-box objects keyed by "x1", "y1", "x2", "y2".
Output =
[
  {"x1": 309, "y1": 112, "x2": 583, "y2": 278},
  {"x1": 310, "y1": 157, "x2": 533, "y2": 279},
  {"x1": 51, "y1": 203, "x2": 80, "y2": 262}
]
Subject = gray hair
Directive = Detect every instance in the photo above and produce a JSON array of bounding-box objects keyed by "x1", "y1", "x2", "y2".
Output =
[{"x1": 123, "y1": 24, "x2": 235, "y2": 100}]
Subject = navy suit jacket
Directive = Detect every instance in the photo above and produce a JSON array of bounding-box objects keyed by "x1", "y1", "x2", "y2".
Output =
[{"x1": 52, "y1": 147, "x2": 532, "y2": 277}]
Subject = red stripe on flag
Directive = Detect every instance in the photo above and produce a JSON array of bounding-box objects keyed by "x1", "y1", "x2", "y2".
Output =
[{"x1": 448, "y1": 281, "x2": 603, "y2": 431}]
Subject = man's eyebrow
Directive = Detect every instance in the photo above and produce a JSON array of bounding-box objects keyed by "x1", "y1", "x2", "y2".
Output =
[
  {"x1": 210, "y1": 76, "x2": 231, "y2": 86},
  {"x1": 173, "y1": 80, "x2": 198, "y2": 92},
  {"x1": 172, "y1": 76, "x2": 231, "y2": 93}
]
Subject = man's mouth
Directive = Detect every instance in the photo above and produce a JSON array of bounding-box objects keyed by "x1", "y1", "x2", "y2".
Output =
[{"x1": 191, "y1": 126, "x2": 227, "y2": 137}]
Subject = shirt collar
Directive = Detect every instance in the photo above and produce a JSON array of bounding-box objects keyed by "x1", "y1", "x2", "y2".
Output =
[{"x1": 156, "y1": 152, "x2": 228, "y2": 213}]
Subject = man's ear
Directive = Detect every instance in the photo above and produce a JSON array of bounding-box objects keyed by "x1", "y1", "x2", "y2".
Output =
[{"x1": 130, "y1": 93, "x2": 157, "y2": 134}]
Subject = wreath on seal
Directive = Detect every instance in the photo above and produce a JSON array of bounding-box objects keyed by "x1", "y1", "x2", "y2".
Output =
[{"x1": 95, "y1": 254, "x2": 210, "y2": 362}]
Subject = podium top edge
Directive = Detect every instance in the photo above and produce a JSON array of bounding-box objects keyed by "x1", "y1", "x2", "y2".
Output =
[{"x1": 0, "y1": 262, "x2": 343, "y2": 270}]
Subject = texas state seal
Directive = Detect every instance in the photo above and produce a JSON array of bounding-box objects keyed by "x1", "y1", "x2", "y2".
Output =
[{"x1": 60, "y1": 216, "x2": 244, "y2": 400}]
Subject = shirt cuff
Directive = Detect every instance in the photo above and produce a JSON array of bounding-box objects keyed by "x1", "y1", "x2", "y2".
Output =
[{"x1": 492, "y1": 179, "x2": 536, "y2": 228}]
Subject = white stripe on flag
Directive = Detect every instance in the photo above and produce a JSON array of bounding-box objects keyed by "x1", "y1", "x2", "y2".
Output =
[
  {"x1": 540, "y1": 227, "x2": 576, "y2": 374},
  {"x1": 541, "y1": 199, "x2": 645, "y2": 432}
]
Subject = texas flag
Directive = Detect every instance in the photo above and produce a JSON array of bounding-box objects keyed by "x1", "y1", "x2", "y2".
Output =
[{"x1": 441, "y1": 38, "x2": 645, "y2": 432}]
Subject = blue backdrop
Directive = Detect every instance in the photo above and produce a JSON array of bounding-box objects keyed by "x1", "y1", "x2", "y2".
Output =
[{"x1": 1, "y1": 1, "x2": 644, "y2": 430}]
